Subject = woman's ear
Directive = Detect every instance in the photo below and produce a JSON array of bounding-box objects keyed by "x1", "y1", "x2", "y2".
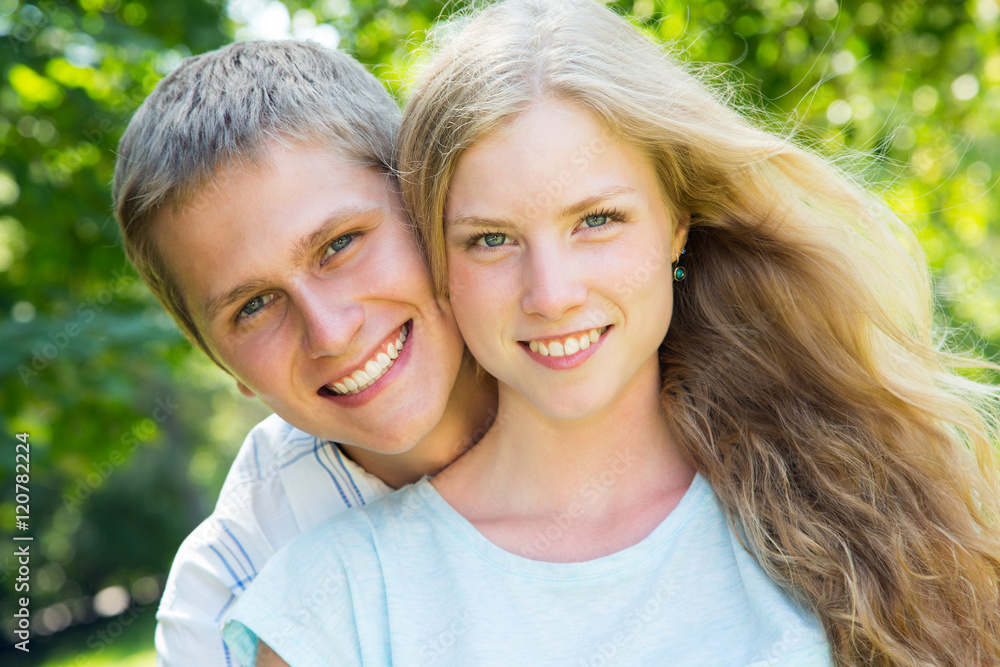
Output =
[{"x1": 673, "y1": 212, "x2": 691, "y2": 258}]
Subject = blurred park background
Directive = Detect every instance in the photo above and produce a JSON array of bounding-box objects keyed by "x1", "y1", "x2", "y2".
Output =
[{"x1": 1, "y1": 0, "x2": 998, "y2": 663}]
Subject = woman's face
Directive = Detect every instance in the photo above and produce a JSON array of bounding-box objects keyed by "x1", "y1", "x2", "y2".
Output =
[{"x1": 443, "y1": 100, "x2": 687, "y2": 420}]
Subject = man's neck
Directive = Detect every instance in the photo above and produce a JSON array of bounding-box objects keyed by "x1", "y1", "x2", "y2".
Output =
[{"x1": 339, "y1": 364, "x2": 496, "y2": 489}]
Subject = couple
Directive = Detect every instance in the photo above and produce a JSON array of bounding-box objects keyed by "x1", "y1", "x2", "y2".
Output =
[{"x1": 115, "y1": 1, "x2": 1000, "y2": 665}]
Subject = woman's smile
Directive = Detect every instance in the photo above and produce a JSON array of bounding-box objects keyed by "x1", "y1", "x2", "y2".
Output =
[{"x1": 520, "y1": 325, "x2": 610, "y2": 369}]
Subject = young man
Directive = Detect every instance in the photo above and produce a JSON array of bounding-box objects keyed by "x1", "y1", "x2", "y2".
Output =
[{"x1": 113, "y1": 40, "x2": 494, "y2": 665}]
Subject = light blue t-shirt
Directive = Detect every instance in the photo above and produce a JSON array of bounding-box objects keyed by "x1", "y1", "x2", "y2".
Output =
[{"x1": 223, "y1": 473, "x2": 831, "y2": 666}]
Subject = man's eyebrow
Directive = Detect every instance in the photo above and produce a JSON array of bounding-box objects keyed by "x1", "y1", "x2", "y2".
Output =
[
  {"x1": 204, "y1": 279, "x2": 272, "y2": 324},
  {"x1": 202, "y1": 205, "x2": 383, "y2": 324},
  {"x1": 290, "y1": 205, "x2": 382, "y2": 265},
  {"x1": 447, "y1": 186, "x2": 637, "y2": 229}
]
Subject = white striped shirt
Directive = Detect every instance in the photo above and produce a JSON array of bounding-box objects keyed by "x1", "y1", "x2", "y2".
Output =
[{"x1": 154, "y1": 414, "x2": 392, "y2": 666}]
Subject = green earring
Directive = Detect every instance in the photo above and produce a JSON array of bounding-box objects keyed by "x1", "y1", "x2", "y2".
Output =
[{"x1": 673, "y1": 247, "x2": 687, "y2": 282}]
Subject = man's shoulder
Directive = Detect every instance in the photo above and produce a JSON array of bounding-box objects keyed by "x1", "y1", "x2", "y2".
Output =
[
  {"x1": 156, "y1": 416, "x2": 396, "y2": 664},
  {"x1": 282, "y1": 479, "x2": 435, "y2": 564},
  {"x1": 214, "y1": 414, "x2": 393, "y2": 533},
  {"x1": 218, "y1": 413, "x2": 320, "y2": 492}
]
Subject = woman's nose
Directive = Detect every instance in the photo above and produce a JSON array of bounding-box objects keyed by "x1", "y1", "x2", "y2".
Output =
[{"x1": 520, "y1": 243, "x2": 588, "y2": 321}]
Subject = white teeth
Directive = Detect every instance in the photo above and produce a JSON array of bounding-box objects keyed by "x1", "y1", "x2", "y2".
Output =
[
  {"x1": 326, "y1": 324, "x2": 410, "y2": 396},
  {"x1": 527, "y1": 326, "x2": 607, "y2": 359}
]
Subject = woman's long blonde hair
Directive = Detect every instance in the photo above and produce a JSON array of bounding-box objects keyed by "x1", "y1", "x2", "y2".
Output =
[{"x1": 398, "y1": 0, "x2": 1000, "y2": 664}]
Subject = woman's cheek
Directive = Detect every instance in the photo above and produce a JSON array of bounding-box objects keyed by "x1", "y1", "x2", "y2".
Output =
[{"x1": 447, "y1": 257, "x2": 502, "y2": 305}]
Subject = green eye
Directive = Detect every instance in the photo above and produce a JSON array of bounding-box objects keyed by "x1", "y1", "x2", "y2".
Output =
[
  {"x1": 583, "y1": 214, "x2": 609, "y2": 228},
  {"x1": 479, "y1": 233, "x2": 507, "y2": 247},
  {"x1": 323, "y1": 234, "x2": 354, "y2": 260},
  {"x1": 240, "y1": 294, "x2": 273, "y2": 318}
]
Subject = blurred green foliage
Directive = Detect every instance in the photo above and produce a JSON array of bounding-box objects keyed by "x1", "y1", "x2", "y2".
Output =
[{"x1": 1, "y1": 0, "x2": 997, "y2": 662}]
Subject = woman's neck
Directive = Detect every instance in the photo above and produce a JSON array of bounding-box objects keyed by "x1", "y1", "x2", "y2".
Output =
[{"x1": 434, "y1": 357, "x2": 695, "y2": 559}]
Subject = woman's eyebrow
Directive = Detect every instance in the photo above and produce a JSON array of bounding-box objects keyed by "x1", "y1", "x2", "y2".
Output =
[
  {"x1": 446, "y1": 214, "x2": 517, "y2": 230},
  {"x1": 448, "y1": 186, "x2": 637, "y2": 230},
  {"x1": 557, "y1": 186, "x2": 636, "y2": 220}
]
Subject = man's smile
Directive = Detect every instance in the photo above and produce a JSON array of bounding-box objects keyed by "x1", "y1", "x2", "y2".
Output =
[{"x1": 323, "y1": 322, "x2": 411, "y2": 396}]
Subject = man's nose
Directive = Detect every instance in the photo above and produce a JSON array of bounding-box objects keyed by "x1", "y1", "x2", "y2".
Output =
[{"x1": 296, "y1": 283, "x2": 364, "y2": 359}]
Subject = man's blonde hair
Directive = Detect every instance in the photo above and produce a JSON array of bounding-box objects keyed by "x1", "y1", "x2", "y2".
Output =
[{"x1": 113, "y1": 40, "x2": 400, "y2": 361}]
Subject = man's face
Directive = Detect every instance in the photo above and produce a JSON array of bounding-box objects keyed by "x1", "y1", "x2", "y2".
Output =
[{"x1": 155, "y1": 142, "x2": 466, "y2": 453}]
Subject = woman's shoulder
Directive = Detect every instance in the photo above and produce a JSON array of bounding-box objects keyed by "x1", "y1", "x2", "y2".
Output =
[
  {"x1": 220, "y1": 483, "x2": 435, "y2": 666},
  {"x1": 271, "y1": 477, "x2": 435, "y2": 566}
]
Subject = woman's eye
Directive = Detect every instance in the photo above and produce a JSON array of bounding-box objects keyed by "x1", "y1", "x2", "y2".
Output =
[
  {"x1": 476, "y1": 232, "x2": 508, "y2": 247},
  {"x1": 239, "y1": 294, "x2": 274, "y2": 319},
  {"x1": 582, "y1": 214, "x2": 609, "y2": 228},
  {"x1": 323, "y1": 234, "x2": 354, "y2": 260}
]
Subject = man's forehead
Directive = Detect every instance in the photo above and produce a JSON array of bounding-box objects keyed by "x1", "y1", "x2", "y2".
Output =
[
  {"x1": 152, "y1": 142, "x2": 398, "y2": 315},
  {"x1": 176, "y1": 139, "x2": 372, "y2": 210}
]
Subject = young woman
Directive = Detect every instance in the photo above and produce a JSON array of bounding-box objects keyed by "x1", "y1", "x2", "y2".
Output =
[{"x1": 224, "y1": 1, "x2": 1000, "y2": 665}]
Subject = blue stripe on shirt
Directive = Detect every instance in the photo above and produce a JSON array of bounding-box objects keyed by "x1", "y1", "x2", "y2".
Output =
[
  {"x1": 332, "y1": 444, "x2": 366, "y2": 506},
  {"x1": 314, "y1": 441, "x2": 352, "y2": 508},
  {"x1": 209, "y1": 544, "x2": 252, "y2": 592},
  {"x1": 221, "y1": 521, "x2": 258, "y2": 577},
  {"x1": 279, "y1": 444, "x2": 321, "y2": 469}
]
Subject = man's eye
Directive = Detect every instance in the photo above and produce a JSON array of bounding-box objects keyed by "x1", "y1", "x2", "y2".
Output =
[
  {"x1": 582, "y1": 214, "x2": 609, "y2": 228},
  {"x1": 477, "y1": 232, "x2": 508, "y2": 247},
  {"x1": 239, "y1": 294, "x2": 273, "y2": 319},
  {"x1": 323, "y1": 234, "x2": 354, "y2": 260}
]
